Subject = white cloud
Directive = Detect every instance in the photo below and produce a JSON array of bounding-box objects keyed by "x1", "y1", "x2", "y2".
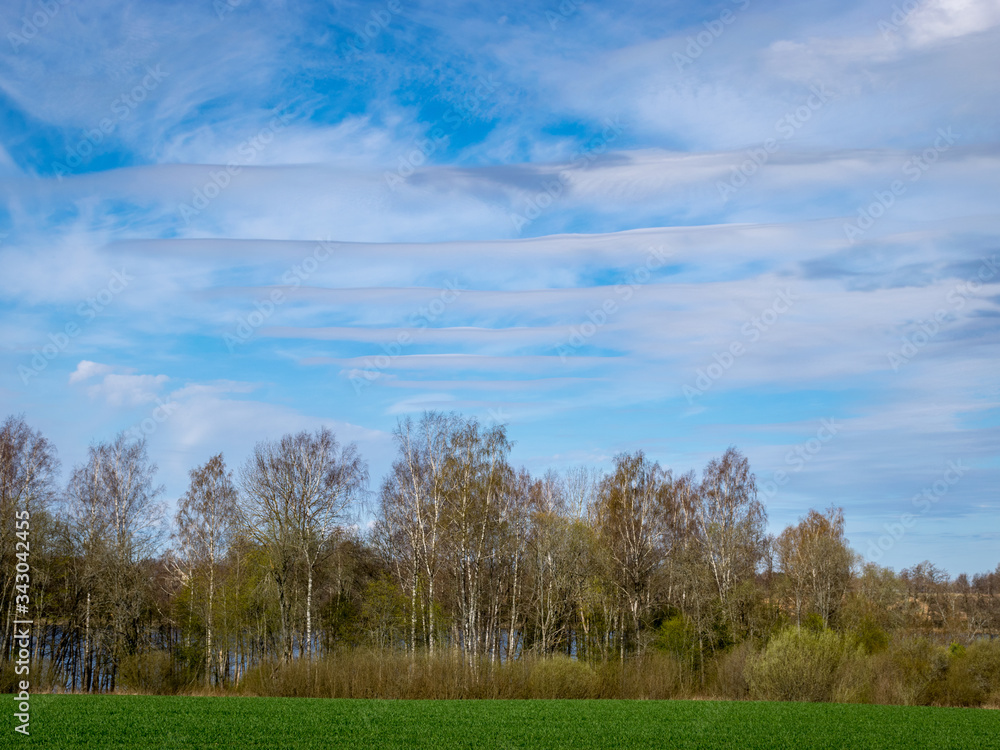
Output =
[
  {"x1": 68, "y1": 360, "x2": 118, "y2": 384},
  {"x1": 86, "y1": 373, "x2": 169, "y2": 407},
  {"x1": 906, "y1": 0, "x2": 1000, "y2": 47}
]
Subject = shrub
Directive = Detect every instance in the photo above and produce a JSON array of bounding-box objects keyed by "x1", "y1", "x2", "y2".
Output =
[
  {"x1": 830, "y1": 650, "x2": 911, "y2": 704},
  {"x1": 708, "y1": 641, "x2": 752, "y2": 700},
  {"x1": 0, "y1": 660, "x2": 20, "y2": 694},
  {"x1": 118, "y1": 650, "x2": 189, "y2": 694},
  {"x1": 850, "y1": 615, "x2": 890, "y2": 655},
  {"x1": 931, "y1": 639, "x2": 1000, "y2": 707},
  {"x1": 526, "y1": 655, "x2": 599, "y2": 698},
  {"x1": 235, "y1": 648, "x2": 692, "y2": 700},
  {"x1": 886, "y1": 637, "x2": 946, "y2": 705},
  {"x1": 239, "y1": 648, "x2": 479, "y2": 699},
  {"x1": 802, "y1": 613, "x2": 826, "y2": 634},
  {"x1": 621, "y1": 651, "x2": 689, "y2": 699},
  {"x1": 746, "y1": 627, "x2": 861, "y2": 702}
]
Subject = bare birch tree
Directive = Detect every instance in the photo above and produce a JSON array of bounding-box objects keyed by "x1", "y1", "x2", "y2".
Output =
[
  {"x1": 593, "y1": 451, "x2": 670, "y2": 654},
  {"x1": 239, "y1": 427, "x2": 366, "y2": 661},
  {"x1": 441, "y1": 417, "x2": 514, "y2": 664},
  {"x1": 174, "y1": 453, "x2": 239, "y2": 684},
  {"x1": 0, "y1": 416, "x2": 59, "y2": 663},
  {"x1": 775, "y1": 506, "x2": 854, "y2": 628},
  {"x1": 65, "y1": 432, "x2": 164, "y2": 690},
  {"x1": 374, "y1": 413, "x2": 455, "y2": 653},
  {"x1": 694, "y1": 446, "x2": 767, "y2": 633}
]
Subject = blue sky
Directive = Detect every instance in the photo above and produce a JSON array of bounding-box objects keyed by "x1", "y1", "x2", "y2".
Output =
[{"x1": 1, "y1": 0, "x2": 998, "y2": 575}]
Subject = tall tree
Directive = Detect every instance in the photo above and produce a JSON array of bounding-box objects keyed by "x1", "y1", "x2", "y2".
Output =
[
  {"x1": 239, "y1": 427, "x2": 367, "y2": 661},
  {"x1": 694, "y1": 447, "x2": 767, "y2": 635},
  {"x1": 775, "y1": 506, "x2": 854, "y2": 627},
  {"x1": 0, "y1": 416, "x2": 59, "y2": 663},
  {"x1": 593, "y1": 451, "x2": 670, "y2": 654},
  {"x1": 65, "y1": 432, "x2": 164, "y2": 690},
  {"x1": 174, "y1": 453, "x2": 239, "y2": 685},
  {"x1": 526, "y1": 470, "x2": 591, "y2": 655},
  {"x1": 902, "y1": 560, "x2": 954, "y2": 632},
  {"x1": 374, "y1": 413, "x2": 456, "y2": 653},
  {"x1": 563, "y1": 464, "x2": 601, "y2": 520},
  {"x1": 441, "y1": 417, "x2": 514, "y2": 664}
]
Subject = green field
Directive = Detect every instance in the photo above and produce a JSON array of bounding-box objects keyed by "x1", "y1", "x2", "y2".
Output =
[{"x1": 4, "y1": 695, "x2": 998, "y2": 749}]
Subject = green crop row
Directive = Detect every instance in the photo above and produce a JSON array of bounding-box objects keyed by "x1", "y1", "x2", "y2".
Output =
[{"x1": 4, "y1": 695, "x2": 998, "y2": 749}]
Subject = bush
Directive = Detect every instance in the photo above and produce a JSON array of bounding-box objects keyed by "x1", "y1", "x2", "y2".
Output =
[
  {"x1": 850, "y1": 616, "x2": 890, "y2": 655},
  {"x1": 708, "y1": 641, "x2": 752, "y2": 700},
  {"x1": 802, "y1": 613, "x2": 825, "y2": 634},
  {"x1": 234, "y1": 648, "x2": 693, "y2": 700},
  {"x1": 109, "y1": 635, "x2": 1000, "y2": 705},
  {"x1": 831, "y1": 650, "x2": 910, "y2": 704},
  {"x1": 931, "y1": 639, "x2": 1000, "y2": 707},
  {"x1": 0, "y1": 660, "x2": 20, "y2": 694},
  {"x1": 118, "y1": 650, "x2": 191, "y2": 694},
  {"x1": 619, "y1": 651, "x2": 689, "y2": 698},
  {"x1": 526, "y1": 655, "x2": 598, "y2": 698},
  {"x1": 239, "y1": 649, "x2": 479, "y2": 699},
  {"x1": 886, "y1": 638, "x2": 946, "y2": 705},
  {"x1": 746, "y1": 627, "x2": 861, "y2": 702}
]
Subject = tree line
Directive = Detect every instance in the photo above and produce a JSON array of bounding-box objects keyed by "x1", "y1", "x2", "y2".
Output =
[{"x1": 1, "y1": 412, "x2": 998, "y2": 702}]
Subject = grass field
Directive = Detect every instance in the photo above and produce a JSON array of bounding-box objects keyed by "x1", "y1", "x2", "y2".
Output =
[{"x1": 4, "y1": 695, "x2": 998, "y2": 749}]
